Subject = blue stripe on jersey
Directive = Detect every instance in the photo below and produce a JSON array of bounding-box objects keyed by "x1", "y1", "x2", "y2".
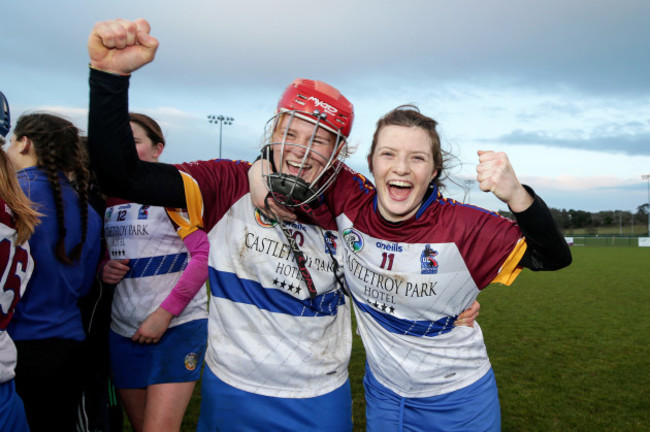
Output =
[
  {"x1": 352, "y1": 295, "x2": 457, "y2": 337},
  {"x1": 414, "y1": 183, "x2": 500, "y2": 219},
  {"x1": 208, "y1": 267, "x2": 346, "y2": 317},
  {"x1": 124, "y1": 253, "x2": 189, "y2": 278}
]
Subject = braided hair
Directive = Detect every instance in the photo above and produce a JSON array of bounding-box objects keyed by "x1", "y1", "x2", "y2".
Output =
[{"x1": 13, "y1": 113, "x2": 91, "y2": 264}]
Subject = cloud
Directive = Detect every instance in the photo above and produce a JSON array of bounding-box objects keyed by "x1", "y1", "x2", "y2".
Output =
[
  {"x1": 496, "y1": 129, "x2": 650, "y2": 156},
  {"x1": 4, "y1": 0, "x2": 650, "y2": 212},
  {"x1": 520, "y1": 175, "x2": 645, "y2": 192}
]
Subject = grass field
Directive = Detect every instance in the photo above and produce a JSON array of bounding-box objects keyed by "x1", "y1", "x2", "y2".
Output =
[
  {"x1": 128, "y1": 247, "x2": 650, "y2": 431},
  {"x1": 478, "y1": 247, "x2": 650, "y2": 431}
]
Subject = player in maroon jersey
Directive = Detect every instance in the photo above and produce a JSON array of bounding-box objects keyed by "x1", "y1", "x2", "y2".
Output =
[{"x1": 0, "y1": 90, "x2": 40, "y2": 432}]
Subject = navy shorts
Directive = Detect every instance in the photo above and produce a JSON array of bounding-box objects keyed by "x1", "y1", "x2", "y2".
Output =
[
  {"x1": 109, "y1": 318, "x2": 207, "y2": 389},
  {"x1": 364, "y1": 364, "x2": 501, "y2": 432},
  {"x1": 197, "y1": 366, "x2": 353, "y2": 432}
]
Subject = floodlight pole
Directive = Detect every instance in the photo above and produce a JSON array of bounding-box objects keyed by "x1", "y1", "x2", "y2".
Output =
[
  {"x1": 643, "y1": 174, "x2": 650, "y2": 235},
  {"x1": 207, "y1": 114, "x2": 234, "y2": 159}
]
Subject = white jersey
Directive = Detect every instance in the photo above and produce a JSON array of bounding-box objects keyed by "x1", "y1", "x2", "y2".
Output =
[
  {"x1": 327, "y1": 167, "x2": 526, "y2": 398},
  {"x1": 176, "y1": 159, "x2": 351, "y2": 398},
  {"x1": 0, "y1": 199, "x2": 34, "y2": 383},
  {"x1": 104, "y1": 199, "x2": 208, "y2": 337}
]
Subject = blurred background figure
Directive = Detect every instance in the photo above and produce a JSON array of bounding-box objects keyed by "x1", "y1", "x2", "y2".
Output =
[
  {"x1": 0, "y1": 91, "x2": 40, "y2": 432},
  {"x1": 5, "y1": 112, "x2": 102, "y2": 432}
]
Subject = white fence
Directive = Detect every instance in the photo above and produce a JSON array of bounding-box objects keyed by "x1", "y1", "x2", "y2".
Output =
[{"x1": 565, "y1": 236, "x2": 650, "y2": 247}]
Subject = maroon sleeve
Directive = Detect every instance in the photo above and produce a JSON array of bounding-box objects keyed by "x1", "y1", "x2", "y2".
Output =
[
  {"x1": 174, "y1": 159, "x2": 252, "y2": 232},
  {"x1": 323, "y1": 164, "x2": 376, "y2": 217}
]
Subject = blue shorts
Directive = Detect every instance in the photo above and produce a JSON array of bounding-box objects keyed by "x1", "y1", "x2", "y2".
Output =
[
  {"x1": 364, "y1": 365, "x2": 501, "y2": 432},
  {"x1": 197, "y1": 366, "x2": 353, "y2": 432},
  {"x1": 109, "y1": 318, "x2": 207, "y2": 389},
  {"x1": 0, "y1": 380, "x2": 29, "y2": 432}
]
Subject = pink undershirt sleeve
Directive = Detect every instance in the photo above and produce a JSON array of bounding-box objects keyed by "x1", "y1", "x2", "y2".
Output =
[{"x1": 160, "y1": 229, "x2": 209, "y2": 316}]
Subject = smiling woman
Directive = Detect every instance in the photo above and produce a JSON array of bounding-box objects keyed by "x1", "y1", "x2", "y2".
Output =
[
  {"x1": 370, "y1": 124, "x2": 438, "y2": 222},
  {"x1": 262, "y1": 78, "x2": 353, "y2": 209},
  {"x1": 314, "y1": 104, "x2": 572, "y2": 432},
  {"x1": 86, "y1": 18, "x2": 358, "y2": 432}
]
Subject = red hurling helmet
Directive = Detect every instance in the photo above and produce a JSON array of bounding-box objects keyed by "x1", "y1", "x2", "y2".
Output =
[
  {"x1": 276, "y1": 79, "x2": 353, "y2": 139},
  {"x1": 262, "y1": 79, "x2": 354, "y2": 209}
]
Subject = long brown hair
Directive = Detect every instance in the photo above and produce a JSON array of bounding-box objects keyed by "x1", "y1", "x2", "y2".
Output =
[
  {"x1": 0, "y1": 150, "x2": 40, "y2": 244},
  {"x1": 13, "y1": 113, "x2": 90, "y2": 263}
]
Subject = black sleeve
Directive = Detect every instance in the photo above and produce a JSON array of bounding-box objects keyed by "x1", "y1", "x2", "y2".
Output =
[
  {"x1": 88, "y1": 68, "x2": 186, "y2": 208},
  {"x1": 514, "y1": 185, "x2": 572, "y2": 271}
]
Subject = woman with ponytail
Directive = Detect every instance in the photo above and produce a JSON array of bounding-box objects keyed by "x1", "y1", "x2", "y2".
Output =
[{"x1": 4, "y1": 112, "x2": 102, "y2": 432}]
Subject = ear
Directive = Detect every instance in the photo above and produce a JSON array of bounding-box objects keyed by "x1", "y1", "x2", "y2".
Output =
[
  {"x1": 152, "y1": 142, "x2": 164, "y2": 158},
  {"x1": 367, "y1": 154, "x2": 373, "y2": 173},
  {"x1": 430, "y1": 169, "x2": 438, "y2": 183},
  {"x1": 10, "y1": 137, "x2": 38, "y2": 171},
  {"x1": 16, "y1": 136, "x2": 32, "y2": 154}
]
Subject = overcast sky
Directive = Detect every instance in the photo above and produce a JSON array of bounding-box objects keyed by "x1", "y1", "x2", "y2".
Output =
[{"x1": 2, "y1": 0, "x2": 649, "y2": 214}]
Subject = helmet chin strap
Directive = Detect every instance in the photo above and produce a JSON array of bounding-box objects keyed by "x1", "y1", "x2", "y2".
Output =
[
  {"x1": 263, "y1": 192, "x2": 318, "y2": 299},
  {"x1": 261, "y1": 146, "x2": 320, "y2": 209},
  {"x1": 266, "y1": 173, "x2": 318, "y2": 209}
]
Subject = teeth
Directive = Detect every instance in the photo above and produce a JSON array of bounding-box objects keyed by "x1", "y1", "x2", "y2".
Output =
[
  {"x1": 388, "y1": 180, "x2": 411, "y2": 188},
  {"x1": 288, "y1": 160, "x2": 310, "y2": 169}
]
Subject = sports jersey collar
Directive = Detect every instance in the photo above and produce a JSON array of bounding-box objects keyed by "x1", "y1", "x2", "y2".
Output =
[{"x1": 370, "y1": 182, "x2": 441, "y2": 226}]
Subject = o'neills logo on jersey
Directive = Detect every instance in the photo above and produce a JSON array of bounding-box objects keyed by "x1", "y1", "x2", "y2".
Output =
[
  {"x1": 284, "y1": 220, "x2": 307, "y2": 232},
  {"x1": 343, "y1": 228, "x2": 364, "y2": 252},
  {"x1": 308, "y1": 96, "x2": 338, "y2": 115},
  {"x1": 420, "y1": 244, "x2": 439, "y2": 274},
  {"x1": 254, "y1": 208, "x2": 278, "y2": 228},
  {"x1": 375, "y1": 241, "x2": 403, "y2": 253}
]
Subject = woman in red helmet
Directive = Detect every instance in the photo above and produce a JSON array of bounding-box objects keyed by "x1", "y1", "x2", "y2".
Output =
[{"x1": 87, "y1": 19, "x2": 356, "y2": 431}]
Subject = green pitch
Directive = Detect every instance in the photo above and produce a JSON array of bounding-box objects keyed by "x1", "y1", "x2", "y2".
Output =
[
  {"x1": 480, "y1": 247, "x2": 650, "y2": 431},
  {"x1": 132, "y1": 247, "x2": 650, "y2": 432}
]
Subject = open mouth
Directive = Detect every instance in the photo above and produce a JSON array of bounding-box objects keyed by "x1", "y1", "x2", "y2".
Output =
[
  {"x1": 387, "y1": 180, "x2": 413, "y2": 200},
  {"x1": 286, "y1": 160, "x2": 312, "y2": 177}
]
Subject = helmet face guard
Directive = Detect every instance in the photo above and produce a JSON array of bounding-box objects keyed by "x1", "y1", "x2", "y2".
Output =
[
  {"x1": 261, "y1": 79, "x2": 354, "y2": 209},
  {"x1": 262, "y1": 110, "x2": 347, "y2": 208}
]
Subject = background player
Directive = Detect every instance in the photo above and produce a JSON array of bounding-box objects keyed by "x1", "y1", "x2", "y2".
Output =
[
  {"x1": 5, "y1": 112, "x2": 102, "y2": 432},
  {"x1": 0, "y1": 90, "x2": 40, "y2": 432},
  {"x1": 99, "y1": 112, "x2": 209, "y2": 432}
]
